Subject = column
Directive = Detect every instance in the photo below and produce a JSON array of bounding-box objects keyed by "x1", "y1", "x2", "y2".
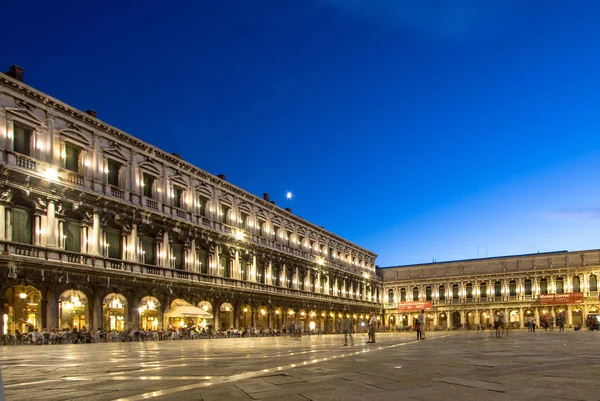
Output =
[
  {"x1": 0, "y1": 297, "x2": 6, "y2": 335},
  {"x1": 251, "y1": 254, "x2": 257, "y2": 282},
  {"x1": 214, "y1": 304, "x2": 221, "y2": 331},
  {"x1": 130, "y1": 149, "x2": 138, "y2": 195},
  {"x1": 162, "y1": 231, "x2": 169, "y2": 268},
  {"x1": 130, "y1": 223, "x2": 138, "y2": 262},
  {"x1": 0, "y1": 204, "x2": 5, "y2": 240},
  {"x1": 92, "y1": 291, "x2": 102, "y2": 330},
  {"x1": 519, "y1": 308, "x2": 524, "y2": 329},
  {"x1": 46, "y1": 289, "x2": 59, "y2": 329},
  {"x1": 90, "y1": 210, "x2": 100, "y2": 255},
  {"x1": 534, "y1": 307, "x2": 540, "y2": 327},
  {"x1": 566, "y1": 305, "x2": 573, "y2": 327},
  {"x1": 190, "y1": 238, "x2": 197, "y2": 272}
]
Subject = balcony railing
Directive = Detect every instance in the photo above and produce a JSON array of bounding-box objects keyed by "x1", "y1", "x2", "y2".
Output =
[
  {"x1": 15, "y1": 154, "x2": 36, "y2": 171},
  {"x1": 111, "y1": 186, "x2": 125, "y2": 199},
  {"x1": 146, "y1": 198, "x2": 158, "y2": 210},
  {"x1": 0, "y1": 240, "x2": 379, "y2": 306},
  {"x1": 67, "y1": 172, "x2": 84, "y2": 186}
]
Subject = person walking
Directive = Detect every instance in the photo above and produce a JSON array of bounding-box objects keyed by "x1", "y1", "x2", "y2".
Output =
[
  {"x1": 367, "y1": 312, "x2": 377, "y2": 343},
  {"x1": 341, "y1": 315, "x2": 353, "y2": 346},
  {"x1": 549, "y1": 315, "x2": 555, "y2": 331}
]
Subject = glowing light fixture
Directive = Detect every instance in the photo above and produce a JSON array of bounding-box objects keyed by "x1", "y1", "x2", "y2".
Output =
[{"x1": 44, "y1": 168, "x2": 59, "y2": 181}]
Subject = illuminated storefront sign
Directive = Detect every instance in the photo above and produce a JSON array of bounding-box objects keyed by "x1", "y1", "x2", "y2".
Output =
[
  {"x1": 538, "y1": 292, "x2": 583, "y2": 305},
  {"x1": 397, "y1": 301, "x2": 432, "y2": 312}
]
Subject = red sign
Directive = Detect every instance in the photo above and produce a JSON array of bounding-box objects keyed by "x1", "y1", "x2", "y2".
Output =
[
  {"x1": 538, "y1": 292, "x2": 583, "y2": 305},
  {"x1": 397, "y1": 301, "x2": 432, "y2": 312}
]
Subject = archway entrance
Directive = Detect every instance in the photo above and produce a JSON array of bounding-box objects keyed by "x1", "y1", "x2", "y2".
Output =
[
  {"x1": 466, "y1": 311, "x2": 475, "y2": 329},
  {"x1": 3, "y1": 284, "x2": 42, "y2": 334},
  {"x1": 59, "y1": 289, "x2": 88, "y2": 330},
  {"x1": 220, "y1": 302, "x2": 234, "y2": 329},
  {"x1": 138, "y1": 296, "x2": 161, "y2": 331},
  {"x1": 480, "y1": 311, "x2": 491, "y2": 329},
  {"x1": 509, "y1": 310, "x2": 520, "y2": 328},
  {"x1": 451, "y1": 311, "x2": 461, "y2": 329},
  {"x1": 103, "y1": 293, "x2": 128, "y2": 331},
  {"x1": 572, "y1": 308, "x2": 583, "y2": 327},
  {"x1": 439, "y1": 313, "x2": 448, "y2": 330}
]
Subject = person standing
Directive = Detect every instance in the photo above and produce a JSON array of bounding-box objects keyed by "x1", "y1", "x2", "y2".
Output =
[
  {"x1": 417, "y1": 310, "x2": 426, "y2": 340},
  {"x1": 367, "y1": 312, "x2": 377, "y2": 343},
  {"x1": 341, "y1": 315, "x2": 353, "y2": 346},
  {"x1": 549, "y1": 315, "x2": 555, "y2": 331}
]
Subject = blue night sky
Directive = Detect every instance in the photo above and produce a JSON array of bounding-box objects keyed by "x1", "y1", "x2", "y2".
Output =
[{"x1": 4, "y1": 1, "x2": 600, "y2": 266}]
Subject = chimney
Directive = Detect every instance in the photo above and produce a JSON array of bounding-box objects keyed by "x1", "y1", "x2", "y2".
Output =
[
  {"x1": 217, "y1": 174, "x2": 226, "y2": 181},
  {"x1": 5, "y1": 65, "x2": 24, "y2": 82},
  {"x1": 270, "y1": 200, "x2": 276, "y2": 205},
  {"x1": 285, "y1": 207, "x2": 292, "y2": 213},
  {"x1": 85, "y1": 109, "x2": 97, "y2": 118},
  {"x1": 171, "y1": 152, "x2": 182, "y2": 159},
  {"x1": 263, "y1": 193, "x2": 270, "y2": 201}
]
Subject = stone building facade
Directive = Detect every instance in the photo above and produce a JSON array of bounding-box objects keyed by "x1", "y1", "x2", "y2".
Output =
[
  {"x1": 0, "y1": 66, "x2": 381, "y2": 335},
  {"x1": 380, "y1": 250, "x2": 600, "y2": 330}
]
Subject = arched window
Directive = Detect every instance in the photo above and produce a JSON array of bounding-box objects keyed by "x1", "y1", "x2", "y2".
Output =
[
  {"x1": 573, "y1": 276, "x2": 581, "y2": 293},
  {"x1": 412, "y1": 287, "x2": 419, "y2": 301},
  {"x1": 388, "y1": 289, "x2": 394, "y2": 303},
  {"x1": 540, "y1": 278, "x2": 548, "y2": 294},
  {"x1": 400, "y1": 288, "x2": 407, "y2": 302},
  {"x1": 494, "y1": 281, "x2": 502, "y2": 297},
  {"x1": 452, "y1": 284, "x2": 459, "y2": 300},
  {"x1": 479, "y1": 282, "x2": 487, "y2": 298},
  {"x1": 465, "y1": 283, "x2": 473, "y2": 299},
  {"x1": 524, "y1": 279, "x2": 532, "y2": 296},
  {"x1": 426, "y1": 286, "x2": 432, "y2": 301},
  {"x1": 590, "y1": 275, "x2": 598, "y2": 292},
  {"x1": 438, "y1": 286, "x2": 445, "y2": 301},
  {"x1": 11, "y1": 197, "x2": 33, "y2": 244},
  {"x1": 509, "y1": 280, "x2": 517, "y2": 297},
  {"x1": 556, "y1": 277, "x2": 564, "y2": 294}
]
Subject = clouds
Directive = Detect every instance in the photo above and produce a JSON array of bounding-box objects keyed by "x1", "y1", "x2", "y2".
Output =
[{"x1": 322, "y1": 0, "x2": 518, "y2": 42}]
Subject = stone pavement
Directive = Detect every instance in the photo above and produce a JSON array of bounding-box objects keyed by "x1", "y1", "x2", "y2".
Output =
[{"x1": 1, "y1": 329, "x2": 600, "y2": 401}]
